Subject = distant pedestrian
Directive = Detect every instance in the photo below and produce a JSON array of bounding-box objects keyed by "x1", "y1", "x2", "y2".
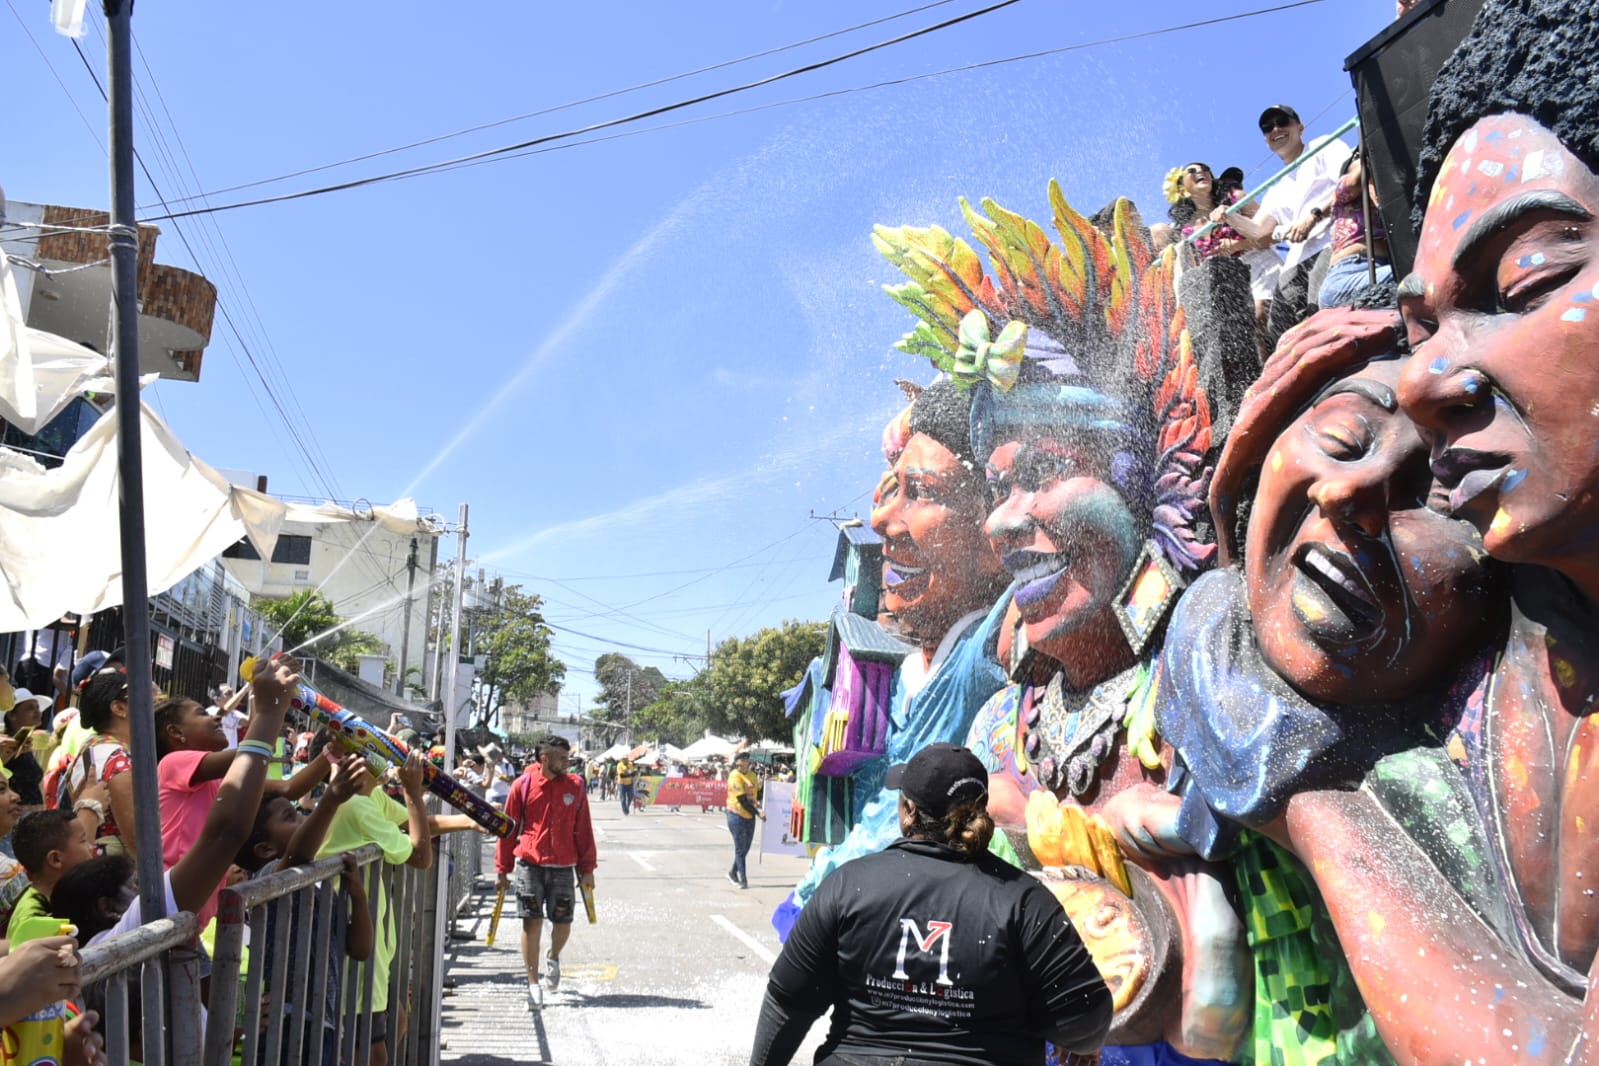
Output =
[
  {"x1": 480, "y1": 743, "x2": 515, "y2": 808},
  {"x1": 724, "y1": 750, "x2": 764, "y2": 889},
  {"x1": 616, "y1": 756, "x2": 638, "y2": 816},
  {"x1": 495, "y1": 734, "x2": 596, "y2": 1011}
]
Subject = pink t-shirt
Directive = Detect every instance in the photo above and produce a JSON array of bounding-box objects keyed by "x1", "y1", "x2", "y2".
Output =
[{"x1": 158, "y1": 748, "x2": 224, "y2": 929}]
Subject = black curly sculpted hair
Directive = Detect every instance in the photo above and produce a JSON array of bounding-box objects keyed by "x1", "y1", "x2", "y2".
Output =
[{"x1": 1414, "y1": 0, "x2": 1599, "y2": 233}]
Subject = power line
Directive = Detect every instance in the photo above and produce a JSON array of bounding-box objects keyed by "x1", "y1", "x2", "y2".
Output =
[
  {"x1": 120, "y1": 21, "x2": 347, "y2": 498},
  {"x1": 61, "y1": 30, "x2": 345, "y2": 501},
  {"x1": 133, "y1": 0, "x2": 968, "y2": 212},
  {"x1": 133, "y1": 0, "x2": 1024, "y2": 224},
  {"x1": 131, "y1": 0, "x2": 1330, "y2": 226}
]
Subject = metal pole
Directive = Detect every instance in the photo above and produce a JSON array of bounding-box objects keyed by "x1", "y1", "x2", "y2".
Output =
[
  {"x1": 104, "y1": 4, "x2": 169, "y2": 1062},
  {"x1": 428, "y1": 504, "x2": 469, "y2": 1066},
  {"x1": 396, "y1": 537, "x2": 418, "y2": 696}
]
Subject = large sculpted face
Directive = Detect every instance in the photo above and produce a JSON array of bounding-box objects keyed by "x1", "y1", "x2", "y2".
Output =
[
  {"x1": 1399, "y1": 115, "x2": 1599, "y2": 583},
  {"x1": 871, "y1": 432, "x2": 1003, "y2": 644},
  {"x1": 983, "y1": 431, "x2": 1141, "y2": 666},
  {"x1": 1246, "y1": 359, "x2": 1499, "y2": 703}
]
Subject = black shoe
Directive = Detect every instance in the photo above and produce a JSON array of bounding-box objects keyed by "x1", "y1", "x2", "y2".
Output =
[
  {"x1": 739, "y1": 880, "x2": 750, "y2": 890},
  {"x1": 726, "y1": 869, "x2": 740, "y2": 886}
]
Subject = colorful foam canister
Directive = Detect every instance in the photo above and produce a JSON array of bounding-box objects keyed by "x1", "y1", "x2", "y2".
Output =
[
  {"x1": 581, "y1": 882, "x2": 598, "y2": 925},
  {"x1": 241, "y1": 657, "x2": 515, "y2": 839},
  {"x1": 3, "y1": 918, "x2": 76, "y2": 1066}
]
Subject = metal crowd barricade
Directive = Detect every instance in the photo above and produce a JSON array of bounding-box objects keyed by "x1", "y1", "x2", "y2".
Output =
[
  {"x1": 79, "y1": 912, "x2": 200, "y2": 1066},
  {"x1": 194, "y1": 840, "x2": 444, "y2": 1066},
  {"x1": 443, "y1": 821, "x2": 483, "y2": 939},
  {"x1": 69, "y1": 830, "x2": 453, "y2": 1064}
]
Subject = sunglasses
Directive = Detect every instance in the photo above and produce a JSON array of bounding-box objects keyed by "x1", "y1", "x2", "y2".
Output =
[
  {"x1": 1260, "y1": 117, "x2": 1294, "y2": 133},
  {"x1": 1183, "y1": 166, "x2": 1210, "y2": 178}
]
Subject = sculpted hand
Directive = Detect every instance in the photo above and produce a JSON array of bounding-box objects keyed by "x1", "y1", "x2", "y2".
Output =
[
  {"x1": 1100, "y1": 782, "x2": 1195, "y2": 866},
  {"x1": 1211, "y1": 307, "x2": 1402, "y2": 565}
]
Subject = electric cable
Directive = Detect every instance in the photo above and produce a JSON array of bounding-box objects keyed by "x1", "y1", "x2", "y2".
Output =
[
  {"x1": 64, "y1": 33, "x2": 345, "y2": 501},
  {"x1": 134, "y1": 0, "x2": 968, "y2": 212},
  {"x1": 133, "y1": 0, "x2": 1024, "y2": 224},
  {"x1": 132, "y1": 0, "x2": 1326, "y2": 225}
]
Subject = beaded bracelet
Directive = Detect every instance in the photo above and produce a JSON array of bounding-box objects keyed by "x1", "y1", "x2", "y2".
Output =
[{"x1": 237, "y1": 740, "x2": 275, "y2": 759}]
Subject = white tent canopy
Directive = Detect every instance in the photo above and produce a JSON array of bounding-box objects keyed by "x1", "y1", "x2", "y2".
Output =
[
  {"x1": 679, "y1": 734, "x2": 739, "y2": 761},
  {"x1": 597, "y1": 743, "x2": 631, "y2": 761}
]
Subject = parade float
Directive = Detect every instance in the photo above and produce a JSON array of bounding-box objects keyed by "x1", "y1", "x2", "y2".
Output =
[{"x1": 783, "y1": 2, "x2": 1599, "y2": 1062}]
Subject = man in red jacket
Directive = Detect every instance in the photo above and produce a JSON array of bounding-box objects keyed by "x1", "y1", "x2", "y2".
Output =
[{"x1": 495, "y1": 734, "x2": 596, "y2": 1010}]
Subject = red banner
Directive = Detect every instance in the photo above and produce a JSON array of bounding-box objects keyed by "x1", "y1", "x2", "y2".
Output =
[{"x1": 649, "y1": 776, "x2": 727, "y2": 808}]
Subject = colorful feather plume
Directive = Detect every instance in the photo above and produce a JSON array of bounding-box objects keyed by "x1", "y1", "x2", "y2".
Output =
[{"x1": 874, "y1": 183, "x2": 1216, "y2": 575}]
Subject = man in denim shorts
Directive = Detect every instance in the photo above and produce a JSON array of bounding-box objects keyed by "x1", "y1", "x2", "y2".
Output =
[{"x1": 494, "y1": 735, "x2": 596, "y2": 1010}]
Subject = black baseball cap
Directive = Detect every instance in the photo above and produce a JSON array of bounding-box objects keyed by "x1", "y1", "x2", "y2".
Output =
[
  {"x1": 884, "y1": 743, "x2": 989, "y2": 816},
  {"x1": 1259, "y1": 104, "x2": 1301, "y2": 131}
]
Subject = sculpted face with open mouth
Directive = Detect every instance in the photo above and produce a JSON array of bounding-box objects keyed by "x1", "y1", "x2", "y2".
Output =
[
  {"x1": 1244, "y1": 359, "x2": 1499, "y2": 704},
  {"x1": 871, "y1": 432, "x2": 1004, "y2": 650},
  {"x1": 983, "y1": 433, "x2": 1141, "y2": 677}
]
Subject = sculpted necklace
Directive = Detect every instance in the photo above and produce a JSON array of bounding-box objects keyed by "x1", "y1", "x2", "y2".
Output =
[{"x1": 1021, "y1": 667, "x2": 1142, "y2": 797}]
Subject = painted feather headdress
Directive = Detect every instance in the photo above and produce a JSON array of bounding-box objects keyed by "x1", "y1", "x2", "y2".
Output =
[{"x1": 871, "y1": 180, "x2": 1215, "y2": 576}]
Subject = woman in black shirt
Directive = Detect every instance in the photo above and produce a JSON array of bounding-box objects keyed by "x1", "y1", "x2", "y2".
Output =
[{"x1": 752, "y1": 743, "x2": 1111, "y2": 1066}]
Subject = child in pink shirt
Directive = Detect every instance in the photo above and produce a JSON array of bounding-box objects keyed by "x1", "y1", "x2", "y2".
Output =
[{"x1": 156, "y1": 696, "x2": 328, "y2": 928}]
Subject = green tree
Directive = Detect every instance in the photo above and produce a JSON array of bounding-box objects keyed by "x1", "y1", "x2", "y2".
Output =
[
  {"x1": 257, "y1": 590, "x2": 386, "y2": 674},
  {"x1": 473, "y1": 585, "x2": 566, "y2": 730},
  {"x1": 591, "y1": 653, "x2": 667, "y2": 739},
  {"x1": 633, "y1": 675, "x2": 712, "y2": 747},
  {"x1": 701, "y1": 620, "x2": 826, "y2": 742}
]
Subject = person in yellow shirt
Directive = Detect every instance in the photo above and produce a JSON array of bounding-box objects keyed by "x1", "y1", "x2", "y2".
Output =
[
  {"x1": 724, "y1": 750, "x2": 764, "y2": 889},
  {"x1": 616, "y1": 757, "x2": 639, "y2": 816}
]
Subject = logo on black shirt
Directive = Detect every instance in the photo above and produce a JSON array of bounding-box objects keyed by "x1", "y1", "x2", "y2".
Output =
[{"x1": 892, "y1": 919, "x2": 954, "y2": 986}]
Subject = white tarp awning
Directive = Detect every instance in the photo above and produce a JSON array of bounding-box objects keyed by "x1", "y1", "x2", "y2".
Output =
[
  {"x1": 0, "y1": 400, "x2": 287, "y2": 631},
  {"x1": 0, "y1": 250, "x2": 439, "y2": 632},
  {"x1": 0, "y1": 252, "x2": 115, "y2": 435}
]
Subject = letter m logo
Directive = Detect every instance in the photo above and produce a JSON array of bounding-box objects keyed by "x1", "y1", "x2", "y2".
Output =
[{"x1": 892, "y1": 919, "x2": 954, "y2": 986}]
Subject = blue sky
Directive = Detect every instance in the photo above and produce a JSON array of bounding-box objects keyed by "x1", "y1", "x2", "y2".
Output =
[{"x1": 3, "y1": 0, "x2": 1391, "y2": 716}]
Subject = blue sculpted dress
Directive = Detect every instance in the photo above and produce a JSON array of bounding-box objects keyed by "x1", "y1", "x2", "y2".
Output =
[{"x1": 776, "y1": 592, "x2": 1011, "y2": 934}]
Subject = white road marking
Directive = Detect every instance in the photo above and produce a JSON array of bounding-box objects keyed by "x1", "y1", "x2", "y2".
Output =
[
  {"x1": 710, "y1": 913, "x2": 776, "y2": 964},
  {"x1": 629, "y1": 852, "x2": 656, "y2": 871}
]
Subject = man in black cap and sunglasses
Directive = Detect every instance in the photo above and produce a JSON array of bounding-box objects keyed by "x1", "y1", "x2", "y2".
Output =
[
  {"x1": 1216, "y1": 103, "x2": 1352, "y2": 350},
  {"x1": 751, "y1": 743, "x2": 1110, "y2": 1065}
]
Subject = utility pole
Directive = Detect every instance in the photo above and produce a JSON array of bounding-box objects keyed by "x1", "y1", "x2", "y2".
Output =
[
  {"x1": 428, "y1": 561, "x2": 449, "y2": 702},
  {"x1": 395, "y1": 536, "x2": 418, "y2": 696},
  {"x1": 106, "y1": 4, "x2": 169, "y2": 1059},
  {"x1": 626, "y1": 674, "x2": 633, "y2": 747},
  {"x1": 427, "y1": 504, "x2": 469, "y2": 1060}
]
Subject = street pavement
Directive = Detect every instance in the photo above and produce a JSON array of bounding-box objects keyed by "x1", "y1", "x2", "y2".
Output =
[{"x1": 440, "y1": 791, "x2": 827, "y2": 1065}]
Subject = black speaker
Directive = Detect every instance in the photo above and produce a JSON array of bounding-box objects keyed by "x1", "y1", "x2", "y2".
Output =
[{"x1": 1345, "y1": 0, "x2": 1486, "y2": 278}]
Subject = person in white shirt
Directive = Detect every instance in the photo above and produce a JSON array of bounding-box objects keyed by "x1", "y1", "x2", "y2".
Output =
[
  {"x1": 208, "y1": 685, "x2": 249, "y2": 749},
  {"x1": 1213, "y1": 104, "x2": 1352, "y2": 351},
  {"x1": 14, "y1": 626, "x2": 74, "y2": 708}
]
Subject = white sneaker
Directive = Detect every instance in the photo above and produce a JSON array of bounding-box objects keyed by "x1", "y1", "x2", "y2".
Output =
[
  {"x1": 545, "y1": 955, "x2": 561, "y2": 992},
  {"x1": 527, "y1": 978, "x2": 544, "y2": 1011}
]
